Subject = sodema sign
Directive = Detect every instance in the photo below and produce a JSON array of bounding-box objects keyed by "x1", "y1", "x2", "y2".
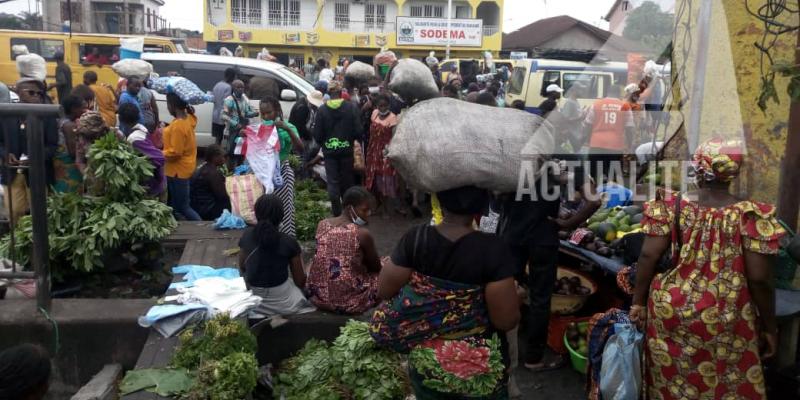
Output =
[{"x1": 396, "y1": 17, "x2": 483, "y2": 47}]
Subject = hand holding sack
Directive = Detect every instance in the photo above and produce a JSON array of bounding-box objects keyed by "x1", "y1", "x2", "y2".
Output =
[{"x1": 387, "y1": 98, "x2": 554, "y2": 193}]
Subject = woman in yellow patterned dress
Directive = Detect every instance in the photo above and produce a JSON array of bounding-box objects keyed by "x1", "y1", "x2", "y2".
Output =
[{"x1": 630, "y1": 137, "x2": 785, "y2": 400}]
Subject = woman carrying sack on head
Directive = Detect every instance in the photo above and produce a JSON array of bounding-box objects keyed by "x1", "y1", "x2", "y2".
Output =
[{"x1": 630, "y1": 137, "x2": 785, "y2": 399}]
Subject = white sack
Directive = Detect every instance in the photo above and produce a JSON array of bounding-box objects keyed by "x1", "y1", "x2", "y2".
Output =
[
  {"x1": 112, "y1": 59, "x2": 153, "y2": 79},
  {"x1": 16, "y1": 53, "x2": 46, "y2": 81},
  {"x1": 387, "y1": 98, "x2": 554, "y2": 193},
  {"x1": 388, "y1": 58, "x2": 439, "y2": 102}
]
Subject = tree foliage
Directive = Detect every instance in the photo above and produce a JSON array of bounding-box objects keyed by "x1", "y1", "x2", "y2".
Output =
[
  {"x1": 622, "y1": 1, "x2": 674, "y2": 54},
  {"x1": 0, "y1": 12, "x2": 43, "y2": 30}
]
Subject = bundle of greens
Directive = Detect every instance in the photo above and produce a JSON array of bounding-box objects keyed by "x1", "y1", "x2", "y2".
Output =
[
  {"x1": 275, "y1": 320, "x2": 408, "y2": 400},
  {"x1": 172, "y1": 315, "x2": 259, "y2": 400},
  {"x1": 0, "y1": 133, "x2": 176, "y2": 276},
  {"x1": 294, "y1": 179, "x2": 330, "y2": 241}
]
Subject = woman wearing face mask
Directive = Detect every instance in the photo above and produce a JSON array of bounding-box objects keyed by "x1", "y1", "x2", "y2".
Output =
[
  {"x1": 365, "y1": 94, "x2": 400, "y2": 216},
  {"x1": 260, "y1": 97, "x2": 304, "y2": 237},
  {"x1": 305, "y1": 186, "x2": 382, "y2": 314},
  {"x1": 222, "y1": 79, "x2": 258, "y2": 166}
]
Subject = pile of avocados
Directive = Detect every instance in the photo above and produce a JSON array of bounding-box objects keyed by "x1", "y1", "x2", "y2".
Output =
[
  {"x1": 559, "y1": 205, "x2": 645, "y2": 257},
  {"x1": 565, "y1": 322, "x2": 589, "y2": 357}
]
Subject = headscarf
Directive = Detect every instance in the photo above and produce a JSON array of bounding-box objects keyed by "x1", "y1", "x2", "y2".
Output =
[
  {"x1": 76, "y1": 111, "x2": 109, "y2": 141},
  {"x1": 691, "y1": 137, "x2": 744, "y2": 183}
]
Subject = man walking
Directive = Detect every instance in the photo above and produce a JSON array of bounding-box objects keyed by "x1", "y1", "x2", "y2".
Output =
[
  {"x1": 313, "y1": 81, "x2": 363, "y2": 216},
  {"x1": 84, "y1": 71, "x2": 117, "y2": 128},
  {"x1": 583, "y1": 85, "x2": 636, "y2": 180},
  {"x1": 212, "y1": 68, "x2": 236, "y2": 145},
  {"x1": 118, "y1": 77, "x2": 145, "y2": 126},
  {"x1": 498, "y1": 159, "x2": 600, "y2": 372},
  {"x1": 51, "y1": 51, "x2": 72, "y2": 103}
]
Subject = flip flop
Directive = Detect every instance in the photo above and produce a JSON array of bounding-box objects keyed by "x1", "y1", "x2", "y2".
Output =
[{"x1": 523, "y1": 354, "x2": 566, "y2": 372}]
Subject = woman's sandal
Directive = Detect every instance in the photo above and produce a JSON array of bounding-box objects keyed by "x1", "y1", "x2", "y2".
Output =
[{"x1": 523, "y1": 354, "x2": 566, "y2": 372}]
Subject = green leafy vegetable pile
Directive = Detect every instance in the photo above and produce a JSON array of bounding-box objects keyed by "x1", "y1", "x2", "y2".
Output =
[
  {"x1": 294, "y1": 179, "x2": 330, "y2": 241},
  {"x1": 275, "y1": 320, "x2": 408, "y2": 400},
  {"x1": 119, "y1": 368, "x2": 195, "y2": 397},
  {"x1": 0, "y1": 133, "x2": 176, "y2": 276},
  {"x1": 174, "y1": 314, "x2": 259, "y2": 400}
]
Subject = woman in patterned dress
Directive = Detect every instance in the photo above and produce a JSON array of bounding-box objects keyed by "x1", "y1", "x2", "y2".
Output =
[
  {"x1": 364, "y1": 94, "x2": 399, "y2": 215},
  {"x1": 630, "y1": 137, "x2": 784, "y2": 400},
  {"x1": 53, "y1": 94, "x2": 87, "y2": 193},
  {"x1": 305, "y1": 186, "x2": 382, "y2": 314}
]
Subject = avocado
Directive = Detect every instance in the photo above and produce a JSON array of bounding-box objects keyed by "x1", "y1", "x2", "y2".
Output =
[
  {"x1": 623, "y1": 205, "x2": 643, "y2": 216},
  {"x1": 615, "y1": 210, "x2": 627, "y2": 220},
  {"x1": 630, "y1": 213, "x2": 644, "y2": 224},
  {"x1": 621, "y1": 215, "x2": 632, "y2": 226},
  {"x1": 597, "y1": 222, "x2": 617, "y2": 242},
  {"x1": 596, "y1": 247, "x2": 612, "y2": 257},
  {"x1": 619, "y1": 224, "x2": 632, "y2": 232},
  {"x1": 588, "y1": 222, "x2": 601, "y2": 233},
  {"x1": 630, "y1": 223, "x2": 642, "y2": 230}
]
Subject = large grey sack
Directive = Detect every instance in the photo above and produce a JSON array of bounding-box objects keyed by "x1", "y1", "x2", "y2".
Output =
[
  {"x1": 344, "y1": 61, "x2": 375, "y2": 83},
  {"x1": 387, "y1": 98, "x2": 554, "y2": 193},
  {"x1": 388, "y1": 59, "x2": 439, "y2": 103}
]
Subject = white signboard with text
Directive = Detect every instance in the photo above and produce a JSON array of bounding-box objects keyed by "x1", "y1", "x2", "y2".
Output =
[{"x1": 396, "y1": 17, "x2": 483, "y2": 47}]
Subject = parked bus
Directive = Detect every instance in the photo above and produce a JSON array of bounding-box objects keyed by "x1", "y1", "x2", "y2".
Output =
[{"x1": 0, "y1": 30, "x2": 178, "y2": 101}]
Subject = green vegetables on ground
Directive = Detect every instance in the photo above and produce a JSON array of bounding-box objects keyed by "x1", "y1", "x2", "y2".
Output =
[
  {"x1": 0, "y1": 133, "x2": 176, "y2": 277},
  {"x1": 119, "y1": 368, "x2": 195, "y2": 397},
  {"x1": 275, "y1": 320, "x2": 408, "y2": 400},
  {"x1": 172, "y1": 314, "x2": 257, "y2": 370},
  {"x1": 294, "y1": 179, "x2": 330, "y2": 242}
]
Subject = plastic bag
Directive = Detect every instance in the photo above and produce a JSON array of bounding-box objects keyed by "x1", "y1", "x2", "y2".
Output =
[
  {"x1": 148, "y1": 76, "x2": 211, "y2": 105},
  {"x1": 387, "y1": 98, "x2": 554, "y2": 193},
  {"x1": 599, "y1": 323, "x2": 643, "y2": 400},
  {"x1": 243, "y1": 123, "x2": 281, "y2": 194},
  {"x1": 225, "y1": 174, "x2": 264, "y2": 225},
  {"x1": 112, "y1": 59, "x2": 153, "y2": 79},
  {"x1": 16, "y1": 53, "x2": 46, "y2": 81},
  {"x1": 344, "y1": 61, "x2": 375, "y2": 83},
  {"x1": 388, "y1": 58, "x2": 439, "y2": 103},
  {"x1": 213, "y1": 209, "x2": 247, "y2": 230}
]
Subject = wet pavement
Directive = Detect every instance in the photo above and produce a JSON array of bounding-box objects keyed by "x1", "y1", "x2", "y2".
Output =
[{"x1": 366, "y1": 211, "x2": 588, "y2": 400}]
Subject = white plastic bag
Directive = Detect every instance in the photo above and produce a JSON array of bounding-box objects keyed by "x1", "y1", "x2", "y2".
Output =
[
  {"x1": 599, "y1": 323, "x2": 643, "y2": 400},
  {"x1": 16, "y1": 53, "x2": 46, "y2": 81},
  {"x1": 387, "y1": 98, "x2": 554, "y2": 193},
  {"x1": 112, "y1": 59, "x2": 153, "y2": 79},
  {"x1": 388, "y1": 58, "x2": 439, "y2": 103}
]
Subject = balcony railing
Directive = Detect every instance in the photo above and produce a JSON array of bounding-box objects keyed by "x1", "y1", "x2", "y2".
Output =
[{"x1": 483, "y1": 25, "x2": 500, "y2": 36}]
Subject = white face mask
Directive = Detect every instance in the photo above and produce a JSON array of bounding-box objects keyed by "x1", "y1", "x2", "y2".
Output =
[{"x1": 350, "y1": 206, "x2": 367, "y2": 226}]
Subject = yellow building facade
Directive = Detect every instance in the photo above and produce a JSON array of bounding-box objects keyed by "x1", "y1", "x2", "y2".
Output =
[{"x1": 203, "y1": 0, "x2": 503, "y2": 64}]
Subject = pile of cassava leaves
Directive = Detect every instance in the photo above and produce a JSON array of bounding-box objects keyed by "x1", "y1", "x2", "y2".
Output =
[
  {"x1": 0, "y1": 133, "x2": 176, "y2": 278},
  {"x1": 274, "y1": 320, "x2": 408, "y2": 400},
  {"x1": 294, "y1": 179, "x2": 330, "y2": 242},
  {"x1": 120, "y1": 314, "x2": 259, "y2": 399}
]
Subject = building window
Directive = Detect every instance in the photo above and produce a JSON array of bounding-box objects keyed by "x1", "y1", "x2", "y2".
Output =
[
  {"x1": 268, "y1": 0, "x2": 300, "y2": 27},
  {"x1": 411, "y1": 4, "x2": 444, "y2": 18},
  {"x1": 335, "y1": 2, "x2": 349, "y2": 30},
  {"x1": 365, "y1": 2, "x2": 386, "y2": 31},
  {"x1": 232, "y1": 0, "x2": 262, "y2": 24},
  {"x1": 247, "y1": 0, "x2": 262, "y2": 25},
  {"x1": 455, "y1": 5, "x2": 470, "y2": 18},
  {"x1": 61, "y1": 1, "x2": 82, "y2": 23},
  {"x1": 232, "y1": 0, "x2": 244, "y2": 23}
]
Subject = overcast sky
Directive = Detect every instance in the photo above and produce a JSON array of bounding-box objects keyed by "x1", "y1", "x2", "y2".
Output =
[{"x1": 1, "y1": 0, "x2": 616, "y2": 33}]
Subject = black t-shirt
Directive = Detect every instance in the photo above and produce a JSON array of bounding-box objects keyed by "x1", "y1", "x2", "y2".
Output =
[
  {"x1": 499, "y1": 163, "x2": 587, "y2": 247},
  {"x1": 538, "y1": 98, "x2": 557, "y2": 117},
  {"x1": 238, "y1": 227, "x2": 301, "y2": 288},
  {"x1": 391, "y1": 225, "x2": 517, "y2": 285}
]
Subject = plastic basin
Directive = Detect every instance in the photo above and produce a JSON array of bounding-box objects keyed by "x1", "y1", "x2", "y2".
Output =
[{"x1": 563, "y1": 322, "x2": 588, "y2": 374}]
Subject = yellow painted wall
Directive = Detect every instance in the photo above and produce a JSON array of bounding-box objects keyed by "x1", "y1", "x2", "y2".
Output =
[
  {"x1": 203, "y1": 0, "x2": 502, "y2": 60},
  {"x1": 669, "y1": 0, "x2": 796, "y2": 205}
]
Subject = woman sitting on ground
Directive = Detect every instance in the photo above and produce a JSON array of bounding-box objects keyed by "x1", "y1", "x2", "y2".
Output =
[
  {"x1": 119, "y1": 102, "x2": 165, "y2": 200},
  {"x1": 190, "y1": 144, "x2": 231, "y2": 221},
  {"x1": 305, "y1": 186, "x2": 382, "y2": 314},
  {"x1": 239, "y1": 194, "x2": 315, "y2": 318},
  {"x1": 372, "y1": 185, "x2": 520, "y2": 399}
]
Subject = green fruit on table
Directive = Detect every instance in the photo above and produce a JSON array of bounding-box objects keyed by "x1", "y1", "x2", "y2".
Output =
[
  {"x1": 597, "y1": 222, "x2": 617, "y2": 242},
  {"x1": 630, "y1": 213, "x2": 644, "y2": 224}
]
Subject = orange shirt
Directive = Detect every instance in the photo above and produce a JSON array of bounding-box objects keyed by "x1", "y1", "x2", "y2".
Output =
[
  {"x1": 163, "y1": 114, "x2": 197, "y2": 179},
  {"x1": 585, "y1": 98, "x2": 634, "y2": 151},
  {"x1": 90, "y1": 84, "x2": 117, "y2": 128}
]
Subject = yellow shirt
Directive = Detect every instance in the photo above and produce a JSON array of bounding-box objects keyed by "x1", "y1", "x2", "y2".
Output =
[
  {"x1": 163, "y1": 114, "x2": 197, "y2": 179},
  {"x1": 90, "y1": 84, "x2": 117, "y2": 128}
]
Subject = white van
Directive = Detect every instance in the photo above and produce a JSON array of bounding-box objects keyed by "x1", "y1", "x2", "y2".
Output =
[
  {"x1": 505, "y1": 59, "x2": 628, "y2": 114},
  {"x1": 141, "y1": 53, "x2": 315, "y2": 147}
]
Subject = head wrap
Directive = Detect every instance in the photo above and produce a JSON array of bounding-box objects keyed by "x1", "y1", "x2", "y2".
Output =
[
  {"x1": 76, "y1": 111, "x2": 109, "y2": 140},
  {"x1": 691, "y1": 137, "x2": 744, "y2": 183}
]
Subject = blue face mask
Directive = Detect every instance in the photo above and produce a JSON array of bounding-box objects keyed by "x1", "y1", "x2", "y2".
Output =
[
  {"x1": 349, "y1": 206, "x2": 367, "y2": 226},
  {"x1": 262, "y1": 119, "x2": 274, "y2": 125}
]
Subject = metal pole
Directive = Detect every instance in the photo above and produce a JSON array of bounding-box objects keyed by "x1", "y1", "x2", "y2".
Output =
[
  {"x1": 446, "y1": 0, "x2": 452, "y2": 60},
  {"x1": 686, "y1": 0, "x2": 713, "y2": 154},
  {"x1": 25, "y1": 113, "x2": 51, "y2": 312},
  {"x1": 67, "y1": 0, "x2": 72, "y2": 37}
]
